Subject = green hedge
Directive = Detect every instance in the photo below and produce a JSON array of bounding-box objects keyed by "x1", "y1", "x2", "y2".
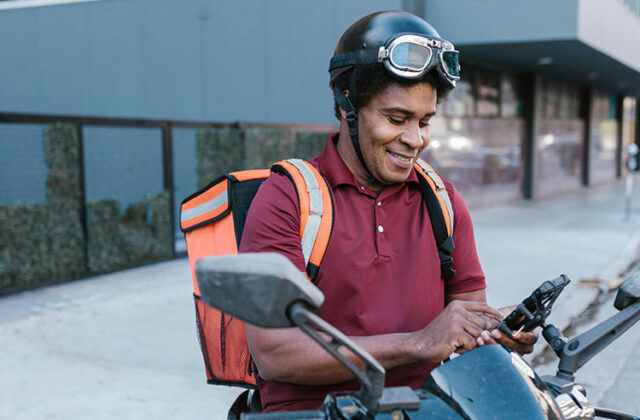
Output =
[
  {"x1": 0, "y1": 123, "x2": 84, "y2": 290},
  {"x1": 86, "y1": 192, "x2": 172, "y2": 274},
  {"x1": 196, "y1": 127, "x2": 332, "y2": 187},
  {"x1": 1, "y1": 122, "x2": 333, "y2": 292}
]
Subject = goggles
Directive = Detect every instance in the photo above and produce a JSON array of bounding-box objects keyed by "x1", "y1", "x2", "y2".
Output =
[{"x1": 329, "y1": 34, "x2": 460, "y2": 88}]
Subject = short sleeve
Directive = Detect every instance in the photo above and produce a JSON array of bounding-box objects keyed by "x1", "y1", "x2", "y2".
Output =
[
  {"x1": 239, "y1": 172, "x2": 306, "y2": 272},
  {"x1": 443, "y1": 182, "x2": 486, "y2": 295}
]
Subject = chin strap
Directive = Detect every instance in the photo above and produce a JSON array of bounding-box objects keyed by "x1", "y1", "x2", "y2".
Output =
[{"x1": 332, "y1": 83, "x2": 373, "y2": 179}]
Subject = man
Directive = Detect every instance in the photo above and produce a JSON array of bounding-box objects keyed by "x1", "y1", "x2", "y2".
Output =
[{"x1": 239, "y1": 10, "x2": 537, "y2": 412}]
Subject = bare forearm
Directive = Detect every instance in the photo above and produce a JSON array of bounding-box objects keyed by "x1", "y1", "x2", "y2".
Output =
[
  {"x1": 246, "y1": 296, "x2": 501, "y2": 386},
  {"x1": 246, "y1": 325, "x2": 419, "y2": 385}
]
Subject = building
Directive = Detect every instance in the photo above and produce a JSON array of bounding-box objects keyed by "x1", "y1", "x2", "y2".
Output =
[{"x1": 1, "y1": 0, "x2": 639, "y2": 290}]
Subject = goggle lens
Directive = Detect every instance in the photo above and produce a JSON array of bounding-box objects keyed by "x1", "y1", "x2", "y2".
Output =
[
  {"x1": 390, "y1": 42, "x2": 432, "y2": 71},
  {"x1": 440, "y1": 50, "x2": 460, "y2": 78}
]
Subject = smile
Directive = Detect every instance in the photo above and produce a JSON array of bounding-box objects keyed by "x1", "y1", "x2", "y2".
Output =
[
  {"x1": 387, "y1": 150, "x2": 414, "y2": 162},
  {"x1": 386, "y1": 150, "x2": 415, "y2": 169}
]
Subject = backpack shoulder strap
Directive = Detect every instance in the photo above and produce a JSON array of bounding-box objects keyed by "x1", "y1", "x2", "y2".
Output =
[
  {"x1": 271, "y1": 159, "x2": 334, "y2": 281},
  {"x1": 413, "y1": 158, "x2": 456, "y2": 279}
]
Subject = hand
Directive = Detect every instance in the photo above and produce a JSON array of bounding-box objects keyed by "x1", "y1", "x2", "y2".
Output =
[
  {"x1": 476, "y1": 305, "x2": 539, "y2": 354},
  {"x1": 410, "y1": 300, "x2": 503, "y2": 363}
]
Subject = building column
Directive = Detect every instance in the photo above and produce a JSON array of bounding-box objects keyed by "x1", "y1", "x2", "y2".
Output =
[
  {"x1": 636, "y1": 96, "x2": 640, "y2": 150},
  {"x1": 616, "y1": 95, "x2": 624, "y2": 178},
  {"x1": 580, "y1": 87, "x2": 593, "y2": 187},
  {"x1": 521, "y1": 72, "x2": 541, "y2": 200}
]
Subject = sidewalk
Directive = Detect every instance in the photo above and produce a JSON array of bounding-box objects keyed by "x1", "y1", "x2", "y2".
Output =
[
  {"x1": 475, "y1": 177, "x2": 640, "y2": 333},
  {"x1": 2, "y1": 176, "x2": 640, "y2": 420}
]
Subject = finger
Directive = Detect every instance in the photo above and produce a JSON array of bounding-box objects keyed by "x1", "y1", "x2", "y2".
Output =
[
  {"x1": 462, "y1": 302, "x2": 503, "y2": 320},
  {"x1": 497, "y1": 305, "x2": 517, "y2": 318},
  {"x1": 481, "y1": 330, "x2": 498, "y2": 345},
  {"x1": 456, "y1": 329, "x2": 481, "y2": 352},
  {"x1": 462, "y1": 319, "x2": 483, "y2": 338},
  {"x1": 491, "y1": 329, "x2": 502, "y2": 340},
  {"x1": 446, "y1": 302, "x2": 500, "y2": 330},
  {"x1": 478, "y1": 313, "x2": 500, "y2": 330},
  {"x1": 515, "y1": 330, "x2": 539, "y2": 345},
  {"x1": 493, "y1": 331, "x2": 535, "y2": 354}
]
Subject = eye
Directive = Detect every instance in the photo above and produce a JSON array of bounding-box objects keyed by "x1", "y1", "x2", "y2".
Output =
[
  {"x1": 387, "y1": 115, "x2": 405, "y2": 125},
  {"x1": 419, "y1": 120, "x2": 431, "y2": 128}
]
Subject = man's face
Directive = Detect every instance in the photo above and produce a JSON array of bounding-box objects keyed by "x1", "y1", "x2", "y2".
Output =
[{"x1": 356, "y1": 81, "x2": 437, "y2": 189}]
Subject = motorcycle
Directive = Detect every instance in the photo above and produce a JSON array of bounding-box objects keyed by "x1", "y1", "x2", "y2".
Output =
[{"x1": 195, "y1": 253, "x2": 640, "y2": 419}]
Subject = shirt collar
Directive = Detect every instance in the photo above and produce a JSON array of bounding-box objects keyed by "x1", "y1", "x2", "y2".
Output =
[{"x1": 315, "y1": 132, "x2": 420, "y2": 190}]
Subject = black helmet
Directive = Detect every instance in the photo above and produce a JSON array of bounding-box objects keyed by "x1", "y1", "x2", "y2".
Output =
[
  {"x1": 330, "y1": 11, "x2": 459, "y2": 87},
  {"x1": 329, "y1": 11, "x2": 459, "y2": 180}
]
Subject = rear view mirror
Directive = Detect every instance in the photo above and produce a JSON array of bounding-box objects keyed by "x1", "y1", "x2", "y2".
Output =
[
  {"x1": 614, "y1": 267, "x2": 640, "y2": 310},
  {"x1": 195, "y1": 253, "x2": 324, "y2": 328}
]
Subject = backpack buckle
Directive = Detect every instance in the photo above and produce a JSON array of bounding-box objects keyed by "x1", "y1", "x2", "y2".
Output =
[
  {"x1": 438, "y1": 237, "x2": 456, "y2": 279},
  {"x1": 440, "y1": 254, "x2": 456, "y2": 279}
]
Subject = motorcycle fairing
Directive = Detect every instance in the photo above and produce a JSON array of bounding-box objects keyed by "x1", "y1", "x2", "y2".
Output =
[{"x1": 422, "y1": 345, "x2": 563, "y2": 420}]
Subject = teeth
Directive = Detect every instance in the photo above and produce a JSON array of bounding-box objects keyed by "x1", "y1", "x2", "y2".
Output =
[{"x1": 389, "y1": 151, "x2": 412, "y2": 161}]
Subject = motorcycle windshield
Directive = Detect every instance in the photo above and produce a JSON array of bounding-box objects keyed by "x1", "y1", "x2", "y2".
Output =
[{"x1": 421, "y1": 345, "x2": 562, "y2": 420}]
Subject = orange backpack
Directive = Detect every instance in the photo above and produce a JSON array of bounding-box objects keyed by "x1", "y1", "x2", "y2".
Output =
[{"x1": 180, "y1": 158, "x2": 454, "y2": 388}]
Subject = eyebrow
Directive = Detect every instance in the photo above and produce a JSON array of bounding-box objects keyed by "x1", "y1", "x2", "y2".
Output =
[{"x1": 381, "y1": 107, "x2": 436, "y2": 118}]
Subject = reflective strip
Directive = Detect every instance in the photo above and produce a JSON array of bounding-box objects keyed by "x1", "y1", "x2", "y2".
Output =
[
  {"x1": 181, "y1": 191, "x2": 228, "y2": 225},
  {"x1": 285, "y1": 159, "x2": 324, "y2": 265},
  {"x1": 416, "y1": 159, "x2": 454, "y2": 234}
]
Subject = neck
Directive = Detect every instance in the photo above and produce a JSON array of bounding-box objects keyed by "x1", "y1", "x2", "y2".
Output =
[{"x1": 335, "y1": 123, "x2": 384, "y2": 191}]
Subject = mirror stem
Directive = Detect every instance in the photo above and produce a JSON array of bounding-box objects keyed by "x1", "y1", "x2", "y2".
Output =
[
  {"x1": 557, "y1": 301, "x2": 640, "y2": 379},
  {"x1": 288, "y1": 303, "x2": 385, "y2": 414}
]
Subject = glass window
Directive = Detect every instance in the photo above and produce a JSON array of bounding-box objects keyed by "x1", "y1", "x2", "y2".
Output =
[
  {"x1": 500, "y1": 73, "x2": 523, "y2": 118},
  {"x1": 540, "y1": 79, "x2": 579, "y2": 119},
  {"x1": 442, "y1": 70, "x2": 474, "y2": 118},
  {"x1": 423, "y1": 117, "x2": 524, "y2": 207},
  {"x1": 590, "y1": 90, "x2": 618, "y2": 183},
  {"x1": 83, "y1": 125, "x2": 171, "y2": 273},
  {"x1": 475, "y1": 68, "x2": 500, "y2": 117},
  {"x1": 172, "y1": 127, "x2": 199, "y2": 253},
  {"x1": 534, "y1": 121, "x2": 583, "y2": 197},
  {"x1": 0, "y1": 122, "x2": 85, "y2": 287},
  {"x1": 0, "y1": 123, "x2": 48, "y2": 205}
]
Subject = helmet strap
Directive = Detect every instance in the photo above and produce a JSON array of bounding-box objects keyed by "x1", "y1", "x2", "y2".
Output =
[{"x1": 332, "y1": 83, "x2": 373, "y2": 181}]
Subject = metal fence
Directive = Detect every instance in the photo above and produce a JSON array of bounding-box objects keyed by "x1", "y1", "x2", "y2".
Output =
[{"x1": 0, "y1": 113, "x2": 335, "y2": 293}]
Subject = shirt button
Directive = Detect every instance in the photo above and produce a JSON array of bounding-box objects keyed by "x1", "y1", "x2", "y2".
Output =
[
  {"x1": 378, "y1": 225, "x2": 384, "y2": 233},
  {"x1": 377, "y1": 201, "x2": 382, "y2": 207},
  {"x1": 360, "y1": 186, "x2": 365, "y2": 190}
]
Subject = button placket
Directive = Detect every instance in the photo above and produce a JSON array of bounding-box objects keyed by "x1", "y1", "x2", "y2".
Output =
[{"x1": 374, "y1": 195, "x2": 392, "y2": 257}]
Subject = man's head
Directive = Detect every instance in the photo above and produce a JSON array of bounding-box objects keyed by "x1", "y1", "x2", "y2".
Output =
[{"x1": 328, "y1": 11, "x2": 459, "y2": 188}]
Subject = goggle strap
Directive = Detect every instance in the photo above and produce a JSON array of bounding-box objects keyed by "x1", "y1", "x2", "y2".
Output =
[
  {"x1": 329, "y1": 50, "x2": 380, "y2": 72},
  {"x1": 331, "y1": 84, "x2": 371, "y2": 178}
]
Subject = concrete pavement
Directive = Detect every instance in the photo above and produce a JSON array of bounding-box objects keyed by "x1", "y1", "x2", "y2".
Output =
[{"x1": 2, "y1": 174, "x2": 640, "y2": 419}]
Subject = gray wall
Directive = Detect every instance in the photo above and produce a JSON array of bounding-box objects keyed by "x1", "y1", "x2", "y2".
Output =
[
  {"x1": 425, "y1": 0, "x2": 640, "y2": 74},
  {"x1": 0, "y1": 0, "x2": 401, "y2": 125},
  {"x1": 425, "y1": 0, "x2": 579, "y2": 44},
  {"x1": 578, "y1": 0, "x2": 640, "y2": 71}
]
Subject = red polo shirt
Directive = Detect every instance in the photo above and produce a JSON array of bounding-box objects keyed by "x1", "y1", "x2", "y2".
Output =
[{"x1": 239, "y1": 133, "x2": 485, "y2": 412}]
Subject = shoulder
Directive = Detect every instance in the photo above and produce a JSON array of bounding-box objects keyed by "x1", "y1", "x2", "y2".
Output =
[
  {"x1": 250, "y1": 170, "x2": 301, "y2": 219},
  {"x1": 239, "y1": 170, "x2": 305, "y2": 270}
]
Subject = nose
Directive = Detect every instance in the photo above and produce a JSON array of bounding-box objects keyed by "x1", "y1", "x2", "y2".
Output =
[{"x1": 401, "y1": 122, "x2": 426, "y2": 149}]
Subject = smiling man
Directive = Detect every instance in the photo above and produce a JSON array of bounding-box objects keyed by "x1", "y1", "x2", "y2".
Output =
[{"x1": 239, "y1": 10, "x2": 537, "y2": 412}]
